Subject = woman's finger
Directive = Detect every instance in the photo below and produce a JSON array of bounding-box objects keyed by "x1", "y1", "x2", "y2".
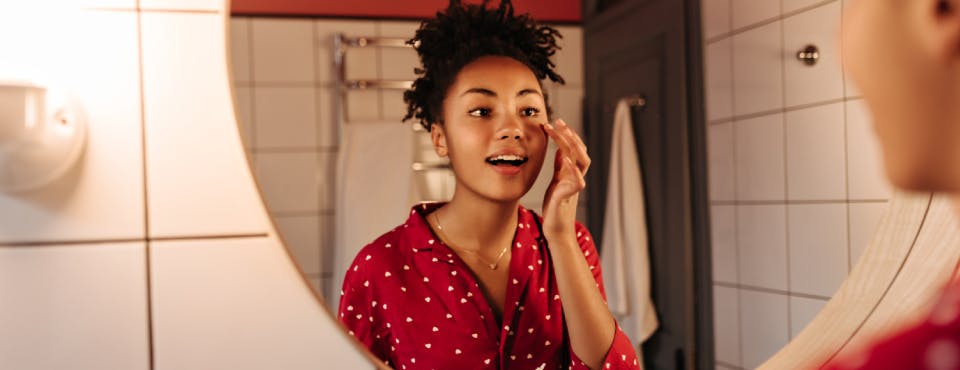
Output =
[
  {"x1": 543, "y1": 122, "x2": 577, "y2": 164},
  {"x1": 555, "y1": 120, "x2": 590, "y2": 175}
]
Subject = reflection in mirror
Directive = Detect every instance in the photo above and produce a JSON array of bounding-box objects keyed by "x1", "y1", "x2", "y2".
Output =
[
  {"x1": 228, "y1": 10, "x2": 584, "y2": 313},
  {"x1": 702, "y1": 0, "x2": 894, "y2": 368}
]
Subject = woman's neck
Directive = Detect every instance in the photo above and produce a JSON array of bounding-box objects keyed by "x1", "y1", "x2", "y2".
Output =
[{"x1": 436, "y1": 190, "x2": 520, "y2": 252}]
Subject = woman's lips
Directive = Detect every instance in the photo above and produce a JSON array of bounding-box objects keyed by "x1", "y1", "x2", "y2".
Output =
[{"x1": 488, "y1": 162, "x2": 523, "y2": 175}]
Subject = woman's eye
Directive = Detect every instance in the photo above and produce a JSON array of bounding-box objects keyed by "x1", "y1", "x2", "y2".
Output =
[
  {"x1": 468, "y1": 108, "x2": 491, "y2": 117},
  {"x1": 521, "y1": 107, "x2": 540, "y2": 117}
]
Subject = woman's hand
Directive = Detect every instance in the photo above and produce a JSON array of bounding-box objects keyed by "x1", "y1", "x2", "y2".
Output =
[{"x1": 540, "y1": 118, "x2": 591, "y2": 241}]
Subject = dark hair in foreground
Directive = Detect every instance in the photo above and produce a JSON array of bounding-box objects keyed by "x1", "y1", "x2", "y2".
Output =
[{"x1": 402, "y1": 0, "x2": 566, "y2": 131}]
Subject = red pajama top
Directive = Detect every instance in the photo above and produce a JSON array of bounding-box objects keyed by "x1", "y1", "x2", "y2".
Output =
[
  {"x1": 338, "y1": 202, "x2": 642, "y2": 370},
  {"x1": 821, "y1": 279, "x2": 960, "y2": 370}
]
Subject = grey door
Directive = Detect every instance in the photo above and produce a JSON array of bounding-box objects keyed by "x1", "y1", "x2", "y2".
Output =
[{"x1": 582, "y1": 0, "x2": 713, "y2": 369}]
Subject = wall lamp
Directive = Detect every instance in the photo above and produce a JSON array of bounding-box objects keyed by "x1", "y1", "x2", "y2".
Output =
[{"x1": 0, "y1": 81, "x2": 86, "y2": 193}]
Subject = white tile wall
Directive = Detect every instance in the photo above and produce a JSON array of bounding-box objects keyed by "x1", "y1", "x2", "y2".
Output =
[
  {"x1": 846, "y1": 99, "x2": 893, "y2": 200},
  {"x1": 735, "y1": 114, "x2": 785, "y2": 201},
  {"x1": 785, "y1": 102, "x2": 846, "y2": 200},
  {"x1": 782, "y1": 1, "x2": 843, "y2": 107},
  {"x1": 708, "y1": 122, "x2": 736, "y2": 201},
  {"x1": 0, "y1": 243, "x2": 149, "y2": 370},
  {"x1": 702, "y1": 0, "x2": 731, "y2": 39},
  {"x1": 0, "y1": 10, "x2": 145, "y2": 244},
  {"x1": 704, "y1": 1, "x2": 892, "y2": 368},
  {"x1": 554, "y1": 26, "x2": 584, "y2": 86},
  {"x1": 254, "y1": 152, "x2": 323, "y2": 214},
  {"x1": 732, "y1": 21, "x2": 783, "y2": 116},
  {"x1": 739, "y1": 290, "x2": 789, "y2": 369},
  {"x1": 276, "y1": 215, "x2": 323, "y2": 275},
  {"x1": 712, "y1": 205, "x2": 738, "y2": 283},
  {"x1": 788, "y1": 203, "x2": 849, "y2": 297},
  {"x1": 737, "y1": 205, "x2": 788, "y2": 290},
  {"x1": 731, "y1": 0, "x2": 779, "y2": 30},
  {"x1": 230, "y1": 18, "x2": 252, "y2": 83},
  {"x1": 253, "y1": 87, "x2": 319, "y2": 149},
  {"x1": 150, "y1": 237, "x2": 371, "y2": 369},
  {"x1": 713, "y1": 285, "x2": 741, "y2": 366},
  {"x1": 235, "y1": 86, "x2": 255, "y2": 148},
  {"x1": 789, "y1": 296, "x2": 828, "y2": 338},
  {"x1": 139, "y1": 0, "x2": 221, "y2": 11},
  {"x1": 141, "y1": 12, "x2": 269, "y2": 238},
  {"x1": 251, "y1": 19, "x2": 316, "y2": 83},
  {"x1": 705, "y1": 39, "x2": 734, "y2": 121}
]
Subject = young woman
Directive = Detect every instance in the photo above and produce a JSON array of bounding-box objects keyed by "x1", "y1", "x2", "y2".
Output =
[
  {"x1": 821, "y1": 0, "x2": 960, "y2": 368},
  {"x1": 337, "y1": 1, "x2": 641, "y2": 369}
]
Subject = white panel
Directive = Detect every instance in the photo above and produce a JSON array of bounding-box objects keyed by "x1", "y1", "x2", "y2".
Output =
[
  {"x1": 711, "y1": 205, "x2": 738, "y2": 283},
  {"x1": 253, "y1": 87, "x2": 319, "y2": 150},
  {"x1": 731, "y1": 0, "x2": 779, "y2": 30},
  {"x1": 708, "y1": 122, "x2": 735, "y2": 201},
  {"x1": 234, "y1": 86, "x2": 255, "y2": 149},
  {"x1": 739, "y1": 290, "x2": 788, "y2": 369},
  {"x1": 789, "y1": 296, "x2": 828, "y2": 338},
  {"x1": 735, "y1": 114, "x2": 785, "y2": 201},
  {"x1": 229, "y1": 17, "x2": 252, "y2": 83},
  {"x1": 251, "y1": 18, "x2": 315, "y2": 83},
  {"x1": 848, "y1": 202, "x2": 887, "y2": 268},
  {"x1": 276, "y1": 215, "x2": 322, "y2": 275},
  {"x1": 783, "y1": 0, "x2": 828, "y2": 14},
  {"x1": 553, "y1": 26, "x2": 583, "y2": 86},
  {"x1": 0, "y1": 10, "x2": 144, "y2": 243},
  {"x1": 701, "y1": 0, "x2": 731, "y2": 39},
  {"x1": 254, "y1": 152, "x2": 322, "y2": 214},
  {"x1": 141, "y1": 12, "x2": 270, "y2": 238},
  {"x1": 783, "y1": 1, "x2": 843, "y2": 107},
  {"x1": 846, "y1": 99, "x2": 893, "y2": 200},
  {"x1": 705, "y1": 39, "x2": 734, "y2": 121},
  {"x1": 520, "y1": 143, "x2": 558, "y2": 212},
  {"x1": 732, "y1": 21, "x2": 783, "y2": 116},
  {"x1": 786, "y1": 102, "x2": 846, "y2": 200},
  {"x1": 788, "y1": 203, "x2": 849, "y2": 297},
  {"x1": 0, "y1": 243, "x2": 149, "y2": 370},
  {"x1": 315, "y1": 20, "x2": 378, "y2": 84},
  {"x1": 737, "y1": 205, "x2": 788, "y2": 290},
  {"x1": 140, "y1": 0, "x2": 221, "y2": 11},
  {"x1": 713, "y1": 285, "x2": 741, "y2": 366},
  {"x1": 151, "y1": 237, "x2": 374, "y2": 370}
]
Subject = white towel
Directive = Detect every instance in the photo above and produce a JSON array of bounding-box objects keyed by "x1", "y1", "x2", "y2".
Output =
[
  {"x1": 600, "y1": 99, "x2": 659, "y2": 353},
  {"x1": 331, "y1": 121, "x2": 415, "y2": 303}
]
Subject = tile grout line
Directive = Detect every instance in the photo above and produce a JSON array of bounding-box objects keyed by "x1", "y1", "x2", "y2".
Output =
[
  {"x1": 705, "y1": 0, "x2": 839, "y2": 44},
  {"x1": 707, "y1": 96, "x2": 857, "y2": 126},
  {"x1": 778, "y1": 1, "x2": 794, "y2": 341},
  {"x1": 133, "y1": 4, "x2": 156, "y2": 370},
  {"x1": 840, "y1": 0, "x2": 855, "y2": 273},
  {"x1": 311, "y1": 19, "x2": 327, "y2": 291}
]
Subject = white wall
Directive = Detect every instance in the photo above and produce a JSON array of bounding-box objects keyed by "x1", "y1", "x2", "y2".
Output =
[
  {"x1": 701, "y1": 0, "x2": 893, "y2": 369},
  {"x1": 0, "y1": 1, "x2": 374, "y2": 369}
]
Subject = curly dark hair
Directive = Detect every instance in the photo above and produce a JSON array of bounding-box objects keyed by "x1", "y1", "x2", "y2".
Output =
[{"x1": 402, "y1": 0, "x2": 566, "y2": 131}]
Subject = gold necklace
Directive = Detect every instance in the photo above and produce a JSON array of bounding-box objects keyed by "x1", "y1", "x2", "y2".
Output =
[{"x1": 434, "y1": 211, "x2": 509, "y2": 270}]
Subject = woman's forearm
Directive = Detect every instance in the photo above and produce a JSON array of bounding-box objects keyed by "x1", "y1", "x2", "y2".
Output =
[{"x1": 547, "y1": 234, "x2": 617, "y2": 370}]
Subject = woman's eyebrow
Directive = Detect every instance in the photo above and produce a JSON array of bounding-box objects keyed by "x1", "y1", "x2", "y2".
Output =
[{"x1": 459, "y1": 87, "x2": 543, "y2": 97}]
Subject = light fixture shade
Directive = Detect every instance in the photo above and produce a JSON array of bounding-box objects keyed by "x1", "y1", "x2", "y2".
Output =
[{"x1": 0, "y1": 81, "x2": 86, "y2": 193}]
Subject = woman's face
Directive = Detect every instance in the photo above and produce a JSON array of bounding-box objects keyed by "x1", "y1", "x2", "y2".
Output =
[
  {"x1": 431, "y1": 56, "x2": 549, "y2": 203},
  {"x1": 842, "y1": 0, "x2": 960, "y2": 191}
]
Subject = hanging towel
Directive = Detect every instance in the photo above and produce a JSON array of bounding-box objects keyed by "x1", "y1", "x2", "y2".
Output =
[
  {"x1": 600, "y1": 99, "x2": 660, "y2": 355},
  {"x1": 331, "y1": 121, "x2": 415, "y2": 303}
]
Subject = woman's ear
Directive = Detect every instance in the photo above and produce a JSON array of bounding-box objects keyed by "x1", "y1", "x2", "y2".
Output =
[
  {"x1": 430, "y1": 123, "x2": 448, "y2": 157},
  {"x1": 919, "y1": 0, "x2": 960, "y2": 63}
]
